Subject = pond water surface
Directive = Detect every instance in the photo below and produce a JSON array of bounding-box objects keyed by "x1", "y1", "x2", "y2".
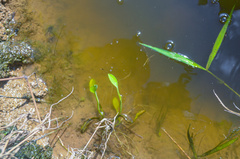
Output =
[{"x1": 26, "y1": 0, "x2": 240, "y2": 158}]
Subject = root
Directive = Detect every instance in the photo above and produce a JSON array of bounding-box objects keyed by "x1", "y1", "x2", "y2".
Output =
[{"x1": 0, "y1": 86, "x2": 74, "y2": 158}]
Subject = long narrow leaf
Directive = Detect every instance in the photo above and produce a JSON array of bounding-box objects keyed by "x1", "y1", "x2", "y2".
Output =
[
  {"x1": 187, "y1": 125, "x2": 198, "y2": 159},
  {"x1": 139, "y1": 43, "x2": 206, "y2": 70},
  {"x1": 199, "y1": 137, "x2": 238, "y2": 157},
  {"x1": 206, "y1": 5, "x2": 235, "y2": 70}
]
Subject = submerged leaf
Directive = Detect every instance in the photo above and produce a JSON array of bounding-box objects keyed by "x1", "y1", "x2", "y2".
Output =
[
  {"x1": 89, "y1": 79, "x2": 97, "y2": 93},
  {"x1": 119, "y1": 114, "x2": 133, "y2": 123},
  {"x1": 81, "y1": 118, "x2": 93, "y2": 133},
  {"x1": 199, "y1": 137, "x2": 238, "y2": 157},
  {"x1": 139, "y1": 43, "x2": 206, "y2": 70},
  {"x1": 108, "y1": 74, "x2": 119, "y2": 89},
  {"x1": 134, "y1": 110, "x2": 145, "y2": 122},
  {"x1": 206, "y1": 5, "x2": 235, "y2": 70},
  {"x1": 80, "y1": 117, "x2": 100, "y2": 133},
  {"x1": 187, "y1": 125, "x2": 198, "y2": 159},
  {"x1": 112, "y1": 97, "x2": 119, "y2": 113}
]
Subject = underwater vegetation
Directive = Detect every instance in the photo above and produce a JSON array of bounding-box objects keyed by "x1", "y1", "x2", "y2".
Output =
[
  {"x1": 0, "y1": 126, "x2": 53, "y2": 159},
  {"x1": 81, "y1": 73, "x2": 145, "y2": 133},
  {"x1": 187, "y1": 125, "x2": 239, "y2": 158},
  {"x1": 78, "y1": 74, "x2": 145, "y2": 158},
  {"x1": 140, "y1": 5, "x2": 240, "y2": 158}
]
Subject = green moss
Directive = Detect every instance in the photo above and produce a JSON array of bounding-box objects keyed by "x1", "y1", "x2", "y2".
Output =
[
  {"x1": 15, "y1": 141, "x2": 53, "y2": 159},
  {"x1": 0, "y1": 41, "x2": 34, "y2": 78}
]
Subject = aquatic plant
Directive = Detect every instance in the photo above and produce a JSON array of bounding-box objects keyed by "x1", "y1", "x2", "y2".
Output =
[
  {"x1": 139, "y1": 5, "x2": 239, "y2": 97},
  {"x1": 187, "y1": 125, "x2": 239, "y2": 158},
  {"x1": 78, "y1": 74, "x2": 145, "y2": 158},
  {"x1": 81, "y1": 74, "x2": 145, "y2": 133},
  {"x1": 139, "y1": 5, "x2": 239, "y2": 158}
]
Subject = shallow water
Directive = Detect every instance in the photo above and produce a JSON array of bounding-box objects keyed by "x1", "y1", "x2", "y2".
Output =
[{"x1": 26, "y1": 0, "x2": 240, "y2": 158}]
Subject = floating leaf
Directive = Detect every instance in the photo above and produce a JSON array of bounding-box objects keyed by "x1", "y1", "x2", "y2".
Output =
[
  {"x1": 134, "y1": 110, "x2": 145, "y2": 122},
  {"x1": 206, "y1": 5, "x2": 235, "y2": 70},
  {"x1": 112, "y1": 97, "x2": 119, "y2": 113},
  {"x1": 89, "y1": 79, "x2": 97, "y2": 93},
  {"x1": 108, "y1": 74, "x2": 119, "y2": 89},
  {"x1": 139, "y1": 43, "x2": 206, "y2": 70}
]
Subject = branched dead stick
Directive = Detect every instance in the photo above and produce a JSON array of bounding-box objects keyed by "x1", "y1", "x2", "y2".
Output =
[
  {"x1": 0, "y1": 113, "x2": 28, "y2": 129},
  {"x1": 1, "y1": 139, "x2": 9, "y2": 155},
  {"x1": 0, "y1": 75, "x2": 42, "y2": 124},
  {"x1": 0, "y1": 76, "x2": 25, "y2": 81},
  {"x1": 161, "y1": 128, "x2": 191, "y2": 159},
  {"x1": 100, "y1": 114, "x2": 118, "y2": 159},
  {"x1": 4, "y1": 129, "x2": 40, "y2": 155},
  {"x1": 26, "y1": 77, "x2": 42, "y2": 123},
  {"x1": 213, "y1": 90, "x2": 240, "y2": 117}
]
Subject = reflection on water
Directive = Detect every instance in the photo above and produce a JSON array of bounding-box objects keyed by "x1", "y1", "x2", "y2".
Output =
[{"x1": 25, "y1": 0, "x2": 240, "y2": 158}]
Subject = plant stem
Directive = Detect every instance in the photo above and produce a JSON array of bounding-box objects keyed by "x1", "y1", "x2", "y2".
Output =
[
  {"x1": 94, "y1": 91, "x2": 104, "y2": 118},
  {"x1": 206, "y1": 70, "x2": 240, "y2": 98}
]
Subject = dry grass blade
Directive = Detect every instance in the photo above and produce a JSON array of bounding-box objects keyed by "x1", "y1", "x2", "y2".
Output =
[
  {"x1": 161, "y1": 127, "x2": 191, "y2": 159},
  {"x1": 0, "y1": 86, "x2": 74, "y2": 158},
  {"x1": 213, "y1": 90, "x2": 240, "y2": 117}
]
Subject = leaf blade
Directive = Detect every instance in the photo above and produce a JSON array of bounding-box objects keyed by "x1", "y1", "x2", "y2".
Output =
[
  {"x1": 108, "y1": 74, "x2": 118, "y2": 89},
  {"x1": 134, "y1": 110, "x2": 145, "y2": 122},
  {"x1": 112, "y1": 97, "x2": 119, "y2": 113},
  {"x1": 139, "y1": 43, "x2": 205, "y2": 70},
  {"x1": 206, "y1": 5, "x2": 235, "y2": 70},
  {"x1": 89, "y1": 79, "x2": 97, "y2": 93}
]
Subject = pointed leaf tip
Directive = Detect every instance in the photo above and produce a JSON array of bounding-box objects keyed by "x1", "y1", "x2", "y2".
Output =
[{"x1": 206, "y1": 5, "x2": 235, "y2": 70}]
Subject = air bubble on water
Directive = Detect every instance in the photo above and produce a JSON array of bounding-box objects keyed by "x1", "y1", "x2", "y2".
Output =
[
  {"x1": 117, "y1": 0, "x2": 124, "y2": 5},
  {"x1": 164, "y1": 40, "x2": 175, "y2": 51},
  {"x1": 219, "y1": 13, "x2": 229, "y2": 24},
  {"x1": 211, "y1": 0, "x2": 219, "y2": 4},
  {"x1": 136, "y1": 31, "x2": 141, "y2": 37}
]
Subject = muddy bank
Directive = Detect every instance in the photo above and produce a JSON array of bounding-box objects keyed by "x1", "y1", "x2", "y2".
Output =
[{"x1": 0, "y1": 1, "x2": 55, "y2": 158}]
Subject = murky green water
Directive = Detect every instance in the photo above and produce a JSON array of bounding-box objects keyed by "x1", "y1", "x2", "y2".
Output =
[{"x1": 25, "y1": 0, "x2": 240, "y2": 158}]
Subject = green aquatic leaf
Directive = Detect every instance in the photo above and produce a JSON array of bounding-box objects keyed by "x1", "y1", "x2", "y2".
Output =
[
  {"x1": 112, "y1": 97, "x2": 119, "y2": 113},
  {"x1": 108, "y1": 74, "x2": 118, "y2": 89},
  {"x1": 81, "y1": 118, "x2": 93, "y2": 133},
  {"x1": 187, "y1": 125, "x2": 198, "y2": 159},
  {"x1": 206, "y1": 5, "x2": 235, "y2": 70},
  {"x1": 139, "y1": 43, "x2": 206, "y2": 70},
  {"x1": 199, "y1": 137, "x2": 238, "y2": 157},
  {"x1": 134, "y1": 110, "x2": 145, "y2": 122},
  {"x1": 89, "y1": 79, "x2": 97, "y2": 93},
  {"x1": 108, "y1": 73, "x2": 122, "y2": 114}
]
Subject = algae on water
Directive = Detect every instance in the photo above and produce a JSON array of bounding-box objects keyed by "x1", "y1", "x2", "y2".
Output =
[{"x1": 0, "y1": 41, "x2": 34, "y2": 78}]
